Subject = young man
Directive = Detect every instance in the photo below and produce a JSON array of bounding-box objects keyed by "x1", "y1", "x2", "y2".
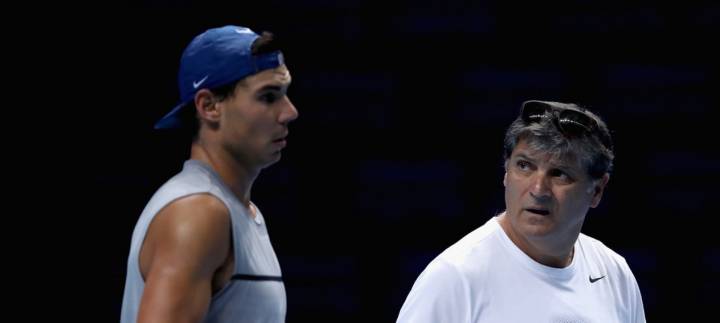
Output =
[
  {"x1": 397, "y1": 100, "x2": 645, "y2": 322},
  {"x1": 121, "y1": 25, "x2": 298, "y2": 323}
]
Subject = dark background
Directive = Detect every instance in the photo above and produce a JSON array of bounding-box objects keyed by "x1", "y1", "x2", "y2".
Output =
[{"x1": 42, "y1": 0, "x2": 719, "y2": 321}]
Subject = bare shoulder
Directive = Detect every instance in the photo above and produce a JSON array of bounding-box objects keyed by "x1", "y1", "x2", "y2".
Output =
[
  {"x1": 141, "y1": 194, "x2": 231, "y2": 277},
  {"x1": 137, "y1": 194, "x2": 232, "y2": 321},
  {"x1": 157, "y1": 194, "x2": 230, "y2": 234}
]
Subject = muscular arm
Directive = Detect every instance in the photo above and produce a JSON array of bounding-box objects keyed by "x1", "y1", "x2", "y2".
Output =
[{"x1": 137, "y1": 194, "x2": 231, "y2": 323}]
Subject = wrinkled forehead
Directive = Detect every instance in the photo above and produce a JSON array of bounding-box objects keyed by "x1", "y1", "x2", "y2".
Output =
[
  {"x1": 266, "y1": 64, "x2": 291, "y2": 84},
  {"x1": 512, "y1": 138, "x2": 581, "y2": 169},
  {"x1": 245, "y1": 64, "x2": 292, "y2": 88}
]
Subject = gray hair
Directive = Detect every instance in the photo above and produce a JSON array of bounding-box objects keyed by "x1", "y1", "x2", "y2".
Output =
[{"x1": 503, "y1": 101, "x2": 614, "y2": 179}]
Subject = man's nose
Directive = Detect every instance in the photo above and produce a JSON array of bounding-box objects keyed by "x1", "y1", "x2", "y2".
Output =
[
  {"x1": 529, "y1": 173, "x2": 552, "y2": 201},
  {"x1": 279, "y1": 97, "x2": 299, "y2": 124}
]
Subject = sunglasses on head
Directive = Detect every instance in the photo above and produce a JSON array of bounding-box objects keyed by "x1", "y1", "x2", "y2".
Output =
[{"x1": 520, "y1": 100, "x2": 612, "y2": 150}]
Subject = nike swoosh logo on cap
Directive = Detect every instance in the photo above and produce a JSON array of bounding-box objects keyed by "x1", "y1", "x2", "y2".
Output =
[
  {"x1": 235, "y1": 28, "x2": 253, "y2": 34},
  {"x1": 193, "y1": 75, "x2": 209, "y2": 89}
]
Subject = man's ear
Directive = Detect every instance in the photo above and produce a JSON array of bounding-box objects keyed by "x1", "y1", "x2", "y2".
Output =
[
  {"x1": 502, "y1": 160, "x2": 509, "y2": 187},
  {"x1": 589, "y1": 173, "x2": 610, "y2": 208},
  {"x1": 194, "y1": 89, "x2": 221, "y2": 123}
]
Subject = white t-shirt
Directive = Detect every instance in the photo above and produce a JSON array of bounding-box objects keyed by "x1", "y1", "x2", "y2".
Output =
[{"x1": 397, "y1": 216, "x2": 645, "y2": 323}]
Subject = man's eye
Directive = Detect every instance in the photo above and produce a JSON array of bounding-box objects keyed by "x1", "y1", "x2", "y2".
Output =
[
  {"x1": 517, "y1": 160, "x2": 530, "y2": 170},
  {"x1": 259, "y1": 93, "x2": 279, "y2": 103},
  {"x1": 549, "y1": 169, "x2": 573, "y2": 183}
]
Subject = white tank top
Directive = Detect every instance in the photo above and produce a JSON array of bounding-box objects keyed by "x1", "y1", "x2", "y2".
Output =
[{"x1": 121, "y1": 160, "x2": 286, "y2": 323}]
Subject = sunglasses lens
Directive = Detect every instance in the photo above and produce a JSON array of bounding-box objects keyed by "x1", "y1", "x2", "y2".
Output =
[
  {"x1": 522, "y1": 101, "x2": 551, "y2": 123},
  {"x1": 558, "y1": 110, "x2": 594, "y2": 136}
]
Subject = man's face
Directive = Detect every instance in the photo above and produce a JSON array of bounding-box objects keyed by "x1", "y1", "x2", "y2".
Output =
[
  {"x1": 503, "y1": 139, "x2": 608, "y2": 243},
  {"x1": 217, "y1": 64, "x2": 298, "y2": 168}
]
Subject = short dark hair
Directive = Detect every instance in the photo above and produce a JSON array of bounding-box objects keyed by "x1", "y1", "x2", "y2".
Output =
[{"x1": 503, "y1": 101, "x2": 614, "y2": 179}]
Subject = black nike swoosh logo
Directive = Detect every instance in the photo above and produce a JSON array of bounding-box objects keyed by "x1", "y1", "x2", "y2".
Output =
[{"x1": 589, "y1": 275, "x2": 606, "y2": 283}]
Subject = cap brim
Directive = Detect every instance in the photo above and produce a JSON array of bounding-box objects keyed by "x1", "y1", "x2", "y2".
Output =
[{"x1": 154, "y1": 103, "x2": 187, "y2": 129}]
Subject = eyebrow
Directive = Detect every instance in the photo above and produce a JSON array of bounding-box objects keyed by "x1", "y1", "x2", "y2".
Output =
[
  {"x1": 256, "y1": 84, "x2": 289, "y2": 94},
  {"x1": 513, "y1": 152, "x2": 574, "y2": 171},
  {"x1": 513, "y1": 153, "x2": 536, "y2": 162},
  {"x1": 259, "y1": 85, "x2": 283, "y2": 92}
]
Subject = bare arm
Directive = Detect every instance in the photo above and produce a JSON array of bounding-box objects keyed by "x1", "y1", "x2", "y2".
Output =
[{"x1": 137, "y1": 194, "x2": 230, "y2": 323}]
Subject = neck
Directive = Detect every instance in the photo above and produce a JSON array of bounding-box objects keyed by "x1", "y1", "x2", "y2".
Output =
[
  {"x1": 498, "y1": 213, "x2": 577, "y2": 268},
  {"x1": 190, "y1": 140, "x2": 259, "y2": 207}
]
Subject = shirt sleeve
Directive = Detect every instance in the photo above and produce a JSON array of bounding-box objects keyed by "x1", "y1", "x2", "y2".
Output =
[
  {"x1": 397, "y1": 258, "x2": 472, "y2": 323},
  {"x1": 627, "y1": 269, "x2": 646, "y2": 323}
]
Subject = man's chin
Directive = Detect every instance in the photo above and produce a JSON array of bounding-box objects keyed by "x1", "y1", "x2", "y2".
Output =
[
  {"x1": 260, "y1": 153, "x2": 282, "y2": 169},
  {"x1": 519, "y1": 217, "x2": 555, "y2": 237}
]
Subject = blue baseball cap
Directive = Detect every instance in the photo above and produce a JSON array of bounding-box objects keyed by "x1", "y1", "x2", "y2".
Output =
[{"x1": 155, "y1": 25, "x2": 285, "y2": 129}]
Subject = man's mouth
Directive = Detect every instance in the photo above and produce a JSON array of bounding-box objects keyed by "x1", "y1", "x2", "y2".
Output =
[
  {"x1": 525, "y1": 208, "x2": 550, "y2": 216},
  {"x1": 273, "y1": 132, "x2": 288, "y2": 143}
]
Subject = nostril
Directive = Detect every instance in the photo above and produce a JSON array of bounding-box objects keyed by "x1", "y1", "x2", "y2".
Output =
[{"x1": 529, "y1": 190, "x2": 552, "y2": 202}]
